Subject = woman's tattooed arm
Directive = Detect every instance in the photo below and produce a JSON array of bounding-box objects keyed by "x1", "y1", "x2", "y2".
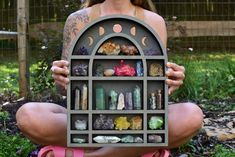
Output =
[{"x1": 62, "y1": 9, "x2": 90, "y2": 60}]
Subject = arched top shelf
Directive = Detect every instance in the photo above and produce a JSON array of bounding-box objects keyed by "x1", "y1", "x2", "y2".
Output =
[{"x1": 69, "y1": 15, "x2": 167, "y2": 59}]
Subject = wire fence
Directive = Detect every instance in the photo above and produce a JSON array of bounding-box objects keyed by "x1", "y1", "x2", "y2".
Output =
[{"x1": 0, "y1": 0, "x2": 234, "y2": 56}]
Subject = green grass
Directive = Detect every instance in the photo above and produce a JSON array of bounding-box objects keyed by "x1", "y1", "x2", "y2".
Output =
[
  {"x1": 169, "y1": 52, "x2": 235, "y2": 101},
  {"x1": 0, "y1": 131, "x2": 36, "y2": 157},
  {"x1": 1, "y1": 52, "x2": 235, "y2": 102}
]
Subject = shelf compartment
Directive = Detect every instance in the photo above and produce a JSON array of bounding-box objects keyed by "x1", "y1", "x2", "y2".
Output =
[
  {"x1": 70, "y1": 81, "x2": 88, "y2": 110},
  {"x1": 96, "y1": 37, "x2": 141, "y2": 56},
  {"x1": 71, "y1": 134, "x2": 89, "y2": 144},
  {"x1": 92, "y1": 114, "x2": 144, "y2": 131},
  {"x1": 92, "y1": 80, "x2": 143, "y2": 110},
  {"x1": 71, "y1": 60, "x2": 89, "y2": 77},
  {"x1": 92, "y1": 59, "x2": 143, "y2": 77},
  {"x1": 146, "y1": 60, "x2": 165, "y2": 77},
  {"x1": 147, "y1": 81, "x2": 165, "y2": 110},
  {"x1": 70, "y1": 114, "x2": 89, "y2": 131},
  {"x1": 147, "y1": 114, "x2": 165, "y2": 130},
  {"x1": 92, "y1": 134, "x2": 144, "y2": 144},
  {"x1": 147, "y1": 134, "x2": 165, "y2": 144}
]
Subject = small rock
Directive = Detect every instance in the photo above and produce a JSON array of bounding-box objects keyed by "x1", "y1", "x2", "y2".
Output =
[
  {"x1": 226, "y1": 122, "x2": 233, "y2": 129},
  {"x1": 179, "y1": 154, "x2": 188, "y2": 157}
]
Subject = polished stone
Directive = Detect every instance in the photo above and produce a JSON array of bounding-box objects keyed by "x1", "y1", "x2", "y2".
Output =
[
  {"x1": 148, "y1": 116, "x2": 163, "y2": 130},
  {"x1": 130, "y1": 116, "x2": 142, "y2": 130},
  {"x1": 114, "y1": 116, "x2": 130, "y2": 130},
  {"x1": 148, "y1": 135, "x2": 163, "y2": 143},
  {"x1": 109, "y1": 90, "x2": 118, "y2": 110},
  {"x1": 133, "y1": 86, "x2": 141, "y2": 110},
  {"x1": 117, "y1": 93, "x2": 125, "y2": 110},
  {"x1": 75, "y1": 119, "x2": 87, "y2": 130},
  {"x1": 72, "y1": 64, "x2": 88, "y2": 76},
  {"x1": 93, "y1": 136, "x2": 121, "y2": 144}
]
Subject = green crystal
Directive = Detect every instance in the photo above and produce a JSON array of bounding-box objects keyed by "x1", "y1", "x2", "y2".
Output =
[
  {"x1": 148, "y1": 116, "x2": 163, "y2": 130},
  {"x1": 133, "y1": 85, "x2": 141, "y2": 109},
  {"x1": 109, "y1": 90, "x2": 118, "y2": 110},
  {"x1": 121, "y1": 135, "x2": 134, "y2": 143},
  {"x1": 96, "y1": 87, "x2": 106, "y2": 110}
]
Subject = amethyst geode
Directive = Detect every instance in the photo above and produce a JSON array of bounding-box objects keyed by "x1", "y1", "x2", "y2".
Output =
[
  {"x1": 93, "y1": 114, "x2": 114, "y2": 130},
  {"x1": 72, "y1": 64, "x2": 88, "y2": 76}
]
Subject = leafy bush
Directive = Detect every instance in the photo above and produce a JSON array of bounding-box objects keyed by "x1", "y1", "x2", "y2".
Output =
[{"x1": 0, "y1": 132, "x2": 35, "y2": 157}]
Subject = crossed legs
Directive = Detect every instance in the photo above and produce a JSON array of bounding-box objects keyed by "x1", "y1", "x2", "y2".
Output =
[{"x1": 16, "y1": 102, "x2": 203, "y2": 156}]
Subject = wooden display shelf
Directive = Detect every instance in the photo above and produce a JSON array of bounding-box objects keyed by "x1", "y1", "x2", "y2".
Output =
[{"x1": 67, "y1": 15, "x2": 168, "y2": 147}]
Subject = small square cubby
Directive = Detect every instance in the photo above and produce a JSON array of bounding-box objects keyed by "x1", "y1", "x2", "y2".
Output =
[
  {"x1": 93, "y1": 59, "x2": 143, "y2": 77},
  {"x1": 70, "y1": 81, "x2": 88, "y2": 110},
  {"x1": 146, "y1": 60, "x2": 165, "y2": 77},
  {"x1": 92, "y1": 134, "x2": 144, "y2": 144},
  {"x1": 147, "y1": 81, "x2": 165, "y2": 110},
  {"x1": 92, "y1": 80, "x2": 143, "y2": 110},
  {"x1": 92, "y1": 114, "x2": 144, "y2": 131},
  {"x1": 71, "y1": 134, "x2": 89, "y2": 144},
  {"x1": 96, "y1": 37, "x2": 140, "y2": 56},
  {"x1": 71, "y1": 114, "x2": 89, "y2": 131},
  {"x1": 147, "y1": 134, "x2": 165, "y2": 144},
  {"x1": 147, "y1": 114, "x2": 165, "y2": 130},
  {"x1": 71, "y1": 60, "x2": 89, "y2": 77}
]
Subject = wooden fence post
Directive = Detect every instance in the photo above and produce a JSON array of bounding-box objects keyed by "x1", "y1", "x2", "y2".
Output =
[{"x1": 17, "y1": 0, "x2": 29, "y2": 98}]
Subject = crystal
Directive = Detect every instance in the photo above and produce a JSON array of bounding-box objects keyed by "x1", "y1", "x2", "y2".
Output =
[
  {"x1": 108, "y1": 90, "x2": 118, "y2": 110},
  {"x1": 125, "y1": 92, "x2": 133, "y2": 110},
  {"x1": 96, "y1": 87, "x2": 106, "y2": 110},
  {"x1": 157, "y1": 90, "x2": 162, "y2": 109},
  {"x1": 72, "y1": 64, "x2": 88, "y2": 76},
  {"x1": 121, "y1": 135, "x2": 134, "y2": 143},
  {"x1": 117, "y1": 93, "x2": 125, "y2": 110},
  {"x1": 114, "y1": 60, "x2": 136, "y2": 76},
  {"x1": 149, "y1": 63, "x2": 163, "y2": 77},
  {"x1": 136, "y1": 61, "x2": 144, "y2": 77},
  {"x1": 75, "y1": 119, "x2": 87, "y2": 130},
  {"x1": 148, "y1": 135, "x2": 163, "y2": 143},
  {"x1": 81, "y1": 84, "x2": 88, "y2": 110},
  {"x1": 104, "y1": 69, "x2": 115, "y2": 77},
  {"x1": 73, "y1": 138, "x2": 86, "y2": 143},
  {"x1": 149, "y1": 92, "x2": 157, "y2": 110},
  {"x1": 74, "y1": 88, "x2": 80, "y2": 110},
  {"x1": 93, "y1": 114, "x2": 114, "y2": 130},
  {"x1": 78, "y1": 46, "x2": 88, "y2": 55},
  {"x1": 148, "y1": 116, "x2": 163, "y2": 130},
  {"x1": 114, "y1": 117, "x2": 130, "y2": 130},
  {"x1": 93, "y1": 136, "x2": 121, "y2": 144},
  {"x1": 121, "y1": 45, "x2": 138, "y2": 55},
  {"x1": 134, "y1": 137, "x2": 144, "y2": 143},
  {"x1": 94, "y1": 64, "x2": 104, "y2": 77},
  {"x1": 130, "y1": 116, "x2": 142, "y2": 130},
  {"x1": 133, "y1": 86, "x2": 141, "y2": 110},
  {"x1": 98, "y1": 42, "x2": 120, "y2": 55}
]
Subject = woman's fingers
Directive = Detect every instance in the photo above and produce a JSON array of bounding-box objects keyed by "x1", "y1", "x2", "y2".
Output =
[
  {"x1": 51, "y1": 66, "x2": 69, "y2": 76},
  {"x1": 52, "y1": 60, "x2": 69, "y2": 67},
  {"x1": 166, "y1": 62, "x2": 185, "y2": 73},
  {"x1": 166, "y1": 79, "x2": 183, "y2": 87},
  {"x1": 166, "y1": 69, "x2": 185, "y2": 79},
  {"x1": 52, "y1": 74, "x2": 69, "y2": 84}
]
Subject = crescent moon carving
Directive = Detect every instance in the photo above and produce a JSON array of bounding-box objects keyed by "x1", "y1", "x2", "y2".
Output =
[
  {"x1": 88, "y1": 36, "x2": 94, "y2": 46},
  {"x1": 130, "y1": 27, "x2": 136, "y2": 36},
  {"x1": 142, "y1": 37, "x2": 147, "y2": 47},
  {"x1": 99, "y1": 27, "x2": 105, "y2": 36}
]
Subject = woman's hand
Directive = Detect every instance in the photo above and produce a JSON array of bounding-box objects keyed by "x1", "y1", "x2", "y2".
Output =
[
  {"x1": 166, "y1": 62, "x2": 185, "y2": 95},
  {"x1": 51, "y1": 60, "x2": 70, "y2": 89}
]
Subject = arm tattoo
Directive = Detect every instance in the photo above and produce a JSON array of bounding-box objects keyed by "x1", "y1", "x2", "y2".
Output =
[{"x1": 62, "y1": 9, "x2": 90, "y2": 60}]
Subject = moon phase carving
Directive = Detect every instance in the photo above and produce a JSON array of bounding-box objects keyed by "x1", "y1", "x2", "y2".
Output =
[
  {"x1": 88, "y1": 36, "x2": 94, "y2": 46},
  {"x1": 141, "y1": 37, "x2": 147, "y2": 47}
]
